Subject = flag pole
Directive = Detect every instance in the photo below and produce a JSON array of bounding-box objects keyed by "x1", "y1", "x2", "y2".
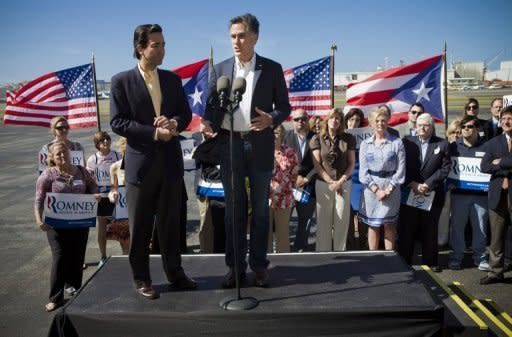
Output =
[
  {"x1": 330, "y1": 44, "x2": 337, "y2": 108},
  {"x1": 443, "y1": 42, "x2": 448, "y2": 134},
  {"x1": 91, "y1": 53, "x2": 101, "y2": 131}
]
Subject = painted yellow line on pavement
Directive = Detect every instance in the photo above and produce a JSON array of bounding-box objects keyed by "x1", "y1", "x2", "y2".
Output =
[
  {"x1": 483, "y1": 299, "x2": 512, "y2": 326},
  {"x1": 452, "y1": 282, "x2": 512, "y2": 336},
  {"x1": 421, "y1": 265, "x2": 488, "y2": 330}
]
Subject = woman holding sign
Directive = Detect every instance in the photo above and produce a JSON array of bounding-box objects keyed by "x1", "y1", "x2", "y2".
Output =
[
  {"x1": 86, "y1": 131, "x2": 121, "y2": 267},
  {"x1": 358, "y1": 108, "x2": 405, "y2": 251},
  {"x1": 35, "y1": 141, "x2": 99, "y2": 312},
  {"x1": 39, "y1": 116, "x2": 85, "y2": 174}
]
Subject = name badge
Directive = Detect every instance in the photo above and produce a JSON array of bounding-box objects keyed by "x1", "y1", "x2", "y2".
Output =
[
  {"x1": 73, "y1": 180, "x2": 84, "y2": 186},
  {"x1": 475, "y1": 152, "x2": 485, "y2": 157},
  {"x1": 434, "y1": 147, "x2": 440, "y2": 155}
]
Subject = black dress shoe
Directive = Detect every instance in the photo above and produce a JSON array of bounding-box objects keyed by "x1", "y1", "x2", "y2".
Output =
[
  {"x1": 254, "y1": 269, "x2": 270, "y2": 287},
  {"x1": 136, "y1": 285, "x2": 158, "y2": 299},
  {"x1": 171, "y1": 275, "x2": 197, "y2": 290},
  {"x1": 221, "y1": 269, "x2": 246, "y2": 289},
  {"x1": 480, "y1": 275, "x2": 504, "y2": 285},
  {"x1": 430, "y1": 266, "x2": 442, "y2": 273}
]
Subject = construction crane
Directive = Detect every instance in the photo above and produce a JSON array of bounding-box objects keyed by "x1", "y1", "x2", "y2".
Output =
[{"x1": 482, "y1": 49, "x2": 505, "y2": 82}]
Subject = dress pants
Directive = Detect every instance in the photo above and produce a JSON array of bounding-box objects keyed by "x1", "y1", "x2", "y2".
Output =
[
  {"x1": 268, "y1": 207, "x2": 292, "y2": 253},
  {"x1": 398, "y1": 204, "x2": 442, "y2": 266},
  {"x1": 46, "y1": 228, "x2": 89, "y2": 303},
  {"x1": 197, "y1": 196, "x2": 214, "y2": 253},
  {"x1": 293, "y1": 196, "x2": 316, "y2": 251},
  {"x1": 126, "y1": 150, "x2": 183, "y2": 288},
  {"x1": 487, "y1": 189, "x2": 512, "y2": 278},
  {"x1": 315, "y1": 179, "x2": 351, "y2": 252}
]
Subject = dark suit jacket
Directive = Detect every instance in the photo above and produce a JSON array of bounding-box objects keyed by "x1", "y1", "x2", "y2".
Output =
[
  {"x1": 402, "y1": 135, "x2": 451, "y2": 207},
  {"x1": 485, "y1": 118, "x2": 502, "y2": 140},
  {"x1": 282, "y1": 129, "x2": 315, "y2": 177},
  {"x1": 480, "y1": 134, "x2": 512, "y2": 209},
  {"x1": 110, "y1": 67, "x2": 192, "y2": 185},
  {"x1": 204, "y1": 54, "x2": 291, "y2": 170}
]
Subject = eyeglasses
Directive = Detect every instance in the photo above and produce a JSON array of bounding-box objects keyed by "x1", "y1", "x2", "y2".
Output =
[
  {"x1": 55, "y1": 126, "x2": 69, "y2": 131},
  {"x1": 467, "y1": 105, "x2": 479, "y2": 110},
  {"x1": 99, "y1": 137, "x2": 111, "y2": 142},
  {"x1": 293, "y1": 117, "x2": 307, "y2": 122},
  {"x1": 409, "y1": 110, "x2": 422, "y2": 115},
  {"x1": 462, "y1": 124, "x2": 475, "y2": 129}
]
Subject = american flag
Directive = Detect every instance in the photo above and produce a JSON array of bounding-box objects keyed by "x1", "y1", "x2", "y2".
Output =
[
  {"x1": 344, "y1": 54, "x2": 444, "y2": 125},
  {"x1": 3, "y1": 64, "x2": 98, "y2": 128},
  {"x1": 284, "y1": 56, "x2": 331, "y2": 116},
  {"x1": 173, "y1": 59, "x2": 209, "y2": 131}
]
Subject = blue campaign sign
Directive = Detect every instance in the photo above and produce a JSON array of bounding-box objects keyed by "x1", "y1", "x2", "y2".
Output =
[
  {"x1": 44, "y1": 193, "x2": 97, "y2": 228},
  {"x1": 447, "y1": 157, "x2": 490, "y2": 192}
]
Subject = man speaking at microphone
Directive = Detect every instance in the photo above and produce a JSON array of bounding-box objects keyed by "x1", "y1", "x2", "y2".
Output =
[{"x1": 202, "y1": 13, "x2": 291, "y2": 288}]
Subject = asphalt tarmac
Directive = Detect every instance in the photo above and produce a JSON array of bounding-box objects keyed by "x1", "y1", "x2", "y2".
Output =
[{"x1": 0, "y1": 120, "x2": 510, "y2": 337}]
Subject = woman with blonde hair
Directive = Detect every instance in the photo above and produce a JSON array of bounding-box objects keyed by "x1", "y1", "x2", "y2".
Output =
[
  {"x1": 310, "y1": 108, "x2": 355, "y2": 251},
  {"x1": 34, "y1": 141, "x2": 100, "y2": 312},
  {"x1": 40, "y1": 116, "x2": 84, "y2": 173},
  {"x1": 358, "y1": 108, "x2": 405, "y2": 250}
]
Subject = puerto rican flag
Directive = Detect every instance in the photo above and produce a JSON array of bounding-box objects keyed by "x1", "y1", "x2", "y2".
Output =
[
  {"x1": 172, "y1": 59, "x2": 209, "y2": 131},
  {"x1": 344, "y1": 54, "x2": 444, "y2": 125}
]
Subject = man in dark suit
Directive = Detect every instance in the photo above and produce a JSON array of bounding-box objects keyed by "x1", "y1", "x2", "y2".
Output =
[
  {"x1": 485, "y1": 98, "x2": 504, "y2": 140},
  {"x1": 480, "y1": 105, "x2": 512, "y2": 284},
  {"x1": 398, "y1": 113, "x2": 451, "y2": 272},
  {"x1": 110, "y1": 24, "x2": 196, "y2": 299},
  {"x1": 202, "y1": 13, "x2": 291, "y2": 288},
  {"x1": 283, "y1": 109, "x2": 316, "y2": 252}
]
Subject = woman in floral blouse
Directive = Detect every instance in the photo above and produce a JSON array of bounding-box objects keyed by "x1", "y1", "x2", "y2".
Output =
[{"x1": 268, "y1": 124, "x2": 299, "y2": 253}]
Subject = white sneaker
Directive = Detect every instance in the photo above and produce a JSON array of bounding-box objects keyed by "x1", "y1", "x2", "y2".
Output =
[
  {"x1": 65, "y1": 286, "x2": 77, "y2": 296},
  {"x1": 478, "y1": 262, "x2": 491, "y2": 271}
]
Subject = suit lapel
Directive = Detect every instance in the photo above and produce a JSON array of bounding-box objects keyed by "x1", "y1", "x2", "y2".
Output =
[
  {"x1": 254, "y1": 54, "x2": 263, "y2": 88},
  {"x1": 421, "y1": 139, "x2": 434, "y2": 170},
  {"x1": 133, "y1": 67, "x2": 156, "y2": 117}
]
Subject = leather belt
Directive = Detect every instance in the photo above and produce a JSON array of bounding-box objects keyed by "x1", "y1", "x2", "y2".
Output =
[
  {"x1": 220, "y1": 129, "x2": 251, "y2": 140},
  {"x1": 368, "y1": 170, "x2": 395, "y2": 178}
]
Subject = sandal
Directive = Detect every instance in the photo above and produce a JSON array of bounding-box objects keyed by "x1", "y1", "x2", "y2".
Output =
[{"x1": 45, "y1": 302, "x2": 59, "y2": 312}]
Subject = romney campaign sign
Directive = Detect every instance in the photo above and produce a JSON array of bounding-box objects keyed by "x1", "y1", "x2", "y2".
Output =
[{"x1": 44, "y1": 193, "x2": 98, "y2": 228}]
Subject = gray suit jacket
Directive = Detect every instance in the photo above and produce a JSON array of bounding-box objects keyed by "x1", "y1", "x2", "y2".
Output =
[{"x1": 204, "y1": 54, "x2": 291, "y2": 170}]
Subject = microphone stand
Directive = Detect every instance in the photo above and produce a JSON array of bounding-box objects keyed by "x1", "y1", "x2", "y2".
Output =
[{"x1": 219, "y1": 97, "x2": 258, "y2": 311}]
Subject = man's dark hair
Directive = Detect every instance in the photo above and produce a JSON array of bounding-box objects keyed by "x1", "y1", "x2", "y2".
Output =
[
  {"x1": 501, "y1": 105, "x2": 512, "y2": 119},
  {"x1": 230, "y1": 13, "x2": 259, "y2": 35},
  {"x1": 490, "y1": 97, "x2": 502, "y2": 107},
  {"x1": 410, "y1": 102, "x2": 425, "y2": 113},
  {"x1": 460, "y1": 115, "x2": 480, "y2": 129},
  {"x1": 133, "y1": 24, "x2": 162, "y2": 59}
]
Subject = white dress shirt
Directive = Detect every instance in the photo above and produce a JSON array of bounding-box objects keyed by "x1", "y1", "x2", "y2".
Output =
[{"x1": 221, "y1": 54, "x2": 256, "y2": 131}]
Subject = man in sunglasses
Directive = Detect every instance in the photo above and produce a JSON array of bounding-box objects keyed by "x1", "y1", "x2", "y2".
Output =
[
  {"x1": 396, "y1": 103, "x2": 425, "y2": 137},
  {"x1": 464, "y1": 98, "x2": 491, "y2": 140},
  {"x1": 283, "y1": 109, "x2": 316, "y2": 252},
  {"x1": 447, "y1": 116, "x2": 489, "y2": 271},
  {"x1": 480, "y1": 105, "x2": 512, "y2": 284}
]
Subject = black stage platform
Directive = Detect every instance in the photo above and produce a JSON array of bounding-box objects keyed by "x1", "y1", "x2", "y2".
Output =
[{"x1": 49, "y1": 252, "x2": 443, "y2": 337}]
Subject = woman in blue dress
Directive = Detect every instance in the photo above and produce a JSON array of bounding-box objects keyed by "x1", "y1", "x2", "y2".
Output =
[{"x1": 359, "y1": 107, "x2": 405, "y2": 250}]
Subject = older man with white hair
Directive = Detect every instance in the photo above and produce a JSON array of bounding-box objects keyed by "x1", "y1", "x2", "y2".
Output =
[{"x1": 398, "y1": 113, "x2": 451, "y2": 272}]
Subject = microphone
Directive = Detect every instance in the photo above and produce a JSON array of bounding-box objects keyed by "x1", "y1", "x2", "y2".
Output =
[
  {"x1": 216, "y1": 76, "x2": 230, "y2": 109},
  {"x1": 232, "y1": 77, "x2": 246, "y2": 105}
]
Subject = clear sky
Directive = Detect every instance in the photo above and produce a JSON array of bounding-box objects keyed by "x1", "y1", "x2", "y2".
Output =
[{"x1": 1, "y1": 0, "x2": 511, "y2": 84}]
